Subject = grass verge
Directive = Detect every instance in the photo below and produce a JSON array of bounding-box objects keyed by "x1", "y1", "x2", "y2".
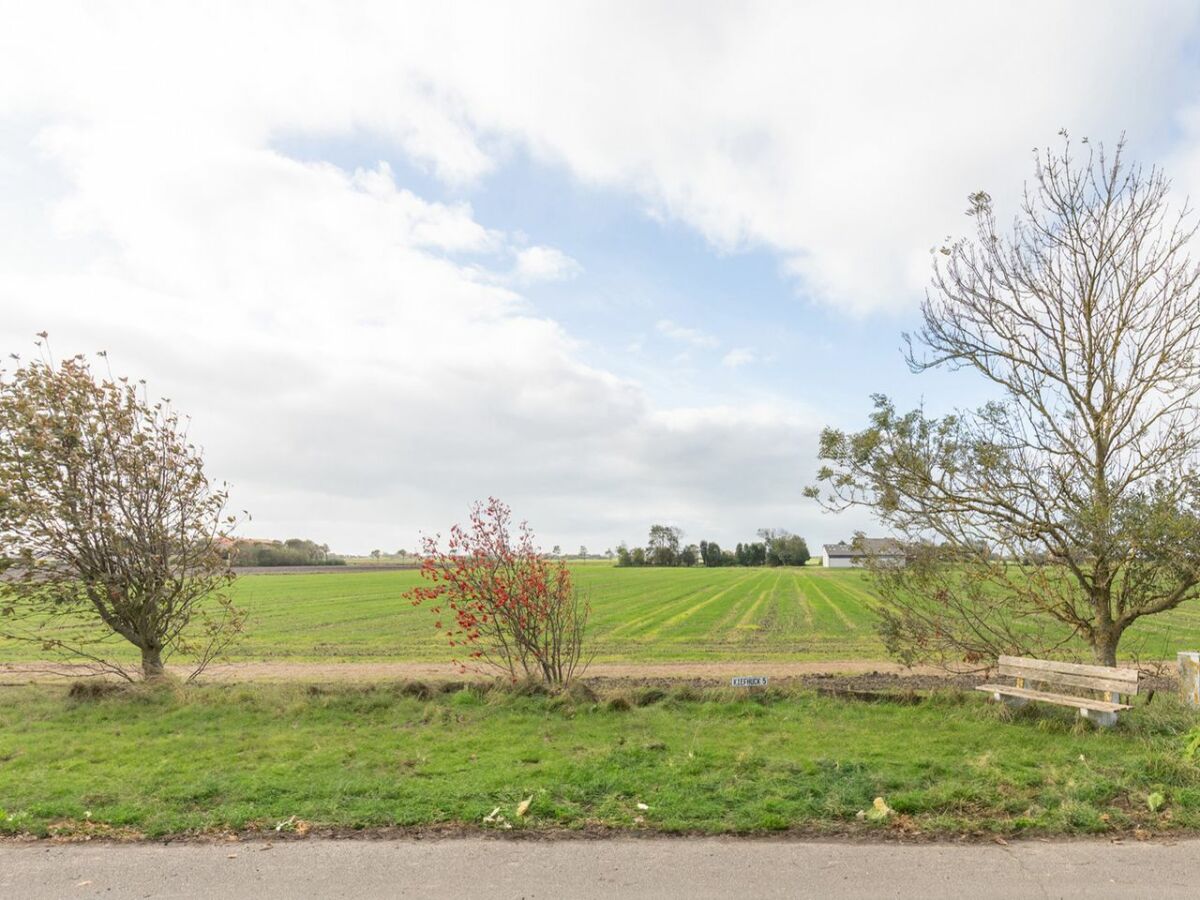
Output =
[{"x1": 1, "y1": 681, "x2": 1199, "y2": 839}]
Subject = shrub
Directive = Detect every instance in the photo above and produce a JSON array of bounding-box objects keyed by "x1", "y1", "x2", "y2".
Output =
[{"x1": 405, "y1": 498, "x2": 592, "y2": 686}]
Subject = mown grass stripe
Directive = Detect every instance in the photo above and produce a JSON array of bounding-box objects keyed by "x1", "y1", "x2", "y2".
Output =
[
  {"x1": 642, "y1": 571, "x2": 764, "y2": 641},
  {"x1": 801, "y1": 575, "x2": 861, "y2": 632}
]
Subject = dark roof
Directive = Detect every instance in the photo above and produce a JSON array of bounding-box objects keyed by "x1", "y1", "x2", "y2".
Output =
[{"x1": 822, "y1": 538, "x2": 905, "y2": 558}]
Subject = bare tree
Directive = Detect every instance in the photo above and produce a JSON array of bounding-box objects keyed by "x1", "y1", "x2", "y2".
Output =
[
  {"x1": 0, "y1": 341, "x2": 245, "y2": 680},
  {"x1": 808, "y1": 135, "x2": 1200, "y2": 666}
]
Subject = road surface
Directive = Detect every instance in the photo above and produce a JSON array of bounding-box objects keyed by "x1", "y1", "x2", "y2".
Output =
[{"x1": 2, "y1": 836, "x2": 1196, "y2": 898}]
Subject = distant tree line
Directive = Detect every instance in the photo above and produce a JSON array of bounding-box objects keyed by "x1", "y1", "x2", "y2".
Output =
[
  {"x1": 616, "y1": 525, "x2": 810, "y2": 568},
  {"x1": 235, "y1": 538, "x2": 345, "y2": 567},
  {"x1": 368, "y1": 549, "x2": 415, "y2": 561}
]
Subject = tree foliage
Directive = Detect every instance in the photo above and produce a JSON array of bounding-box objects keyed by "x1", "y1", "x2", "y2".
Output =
[
  {"x1": 405, "y1": 498, "x2": 591, "y2": 685},
  {"x1": 0, "y1": 343, "x2": 244, "y2": 680},
  {"x1": 647, "y1": 524, "x2": 683, "y2": 566},
  {"x1": 618, "y1": 529, "x2": 810, "y2": 568},
  {"x1": 809, "y1": 136, "x2": 1200, "y2": 666},
  {"x1": 767, "y1": 533, "x2": 810, "y2": 567},
  {"x1": 234, "y1": 538, "x2": 344, "y2": 567}
]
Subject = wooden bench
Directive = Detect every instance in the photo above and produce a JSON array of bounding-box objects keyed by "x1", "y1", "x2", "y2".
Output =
[{"x1": 976, "y1": 655, "x2": 1139, "y2": 727}]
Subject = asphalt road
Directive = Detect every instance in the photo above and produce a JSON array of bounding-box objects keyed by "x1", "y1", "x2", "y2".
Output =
[{"x1": 2, "y1": 836, "x2": 1197, "y2": 899}]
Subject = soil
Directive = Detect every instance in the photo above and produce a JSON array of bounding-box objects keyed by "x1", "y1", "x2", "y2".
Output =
[
  {"x1": 0, "y1": 659, "x2": 1179, "y2": 695},
  {"x1": 0, "y1": 659, "x2": 954, "y2": 685}
]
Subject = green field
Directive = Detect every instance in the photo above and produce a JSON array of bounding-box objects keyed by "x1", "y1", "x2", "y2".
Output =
[
  {"x1": 0, "y1": 566, "x2": 883, "y2": 665},
  {"x1": 5, "y1": 566, "x2": 1200, "y2": 840},
  {"x1": 4, "y1": 564, "x2": 1200, "y2": 666},
  {"x1": 2, "y1": 681, "x2": 1199, "y2": 838}
]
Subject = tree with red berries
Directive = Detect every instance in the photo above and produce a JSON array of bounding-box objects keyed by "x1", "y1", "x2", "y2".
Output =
[{"x1": 406, "y1": 498, "x2": 591, "y2": 685}]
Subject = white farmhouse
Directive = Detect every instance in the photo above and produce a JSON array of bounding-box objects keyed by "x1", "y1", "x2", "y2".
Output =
[{"x1": 821, "y1": 538, "x2": 906, "y2": 568}]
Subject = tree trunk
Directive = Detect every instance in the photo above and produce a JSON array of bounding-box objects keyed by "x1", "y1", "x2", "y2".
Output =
[
  {"x1": 141, "y1": 645, "x2": 165, "y2": 680},
  {"x1": 1093, "y1": 630, "x2": 1119, "y2": 667}
]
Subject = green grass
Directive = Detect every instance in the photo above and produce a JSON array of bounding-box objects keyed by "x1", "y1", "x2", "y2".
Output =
[
  {"x1": 2, "y1": 682, "x2": 1199, "y2": 838},
  {"x1": 5, "y1": 565, "x2": 1200, "y2": 665},
  {"x1": 0, "y1": 566, "x2": 886, "y2": 665}
]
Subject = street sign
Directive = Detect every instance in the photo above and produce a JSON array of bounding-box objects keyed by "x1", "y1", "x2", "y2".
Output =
[{"x1": 730, "y1": 676, "x2": 769, "y2": 688}]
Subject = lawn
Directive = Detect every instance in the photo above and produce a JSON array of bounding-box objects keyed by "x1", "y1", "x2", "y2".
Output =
[
  {"x1": 1, "y1": 681, "x2": 1199, "y2": 838},
  {"x1": 4, "y1": 564, "x2": 1200, "y2": 666}
]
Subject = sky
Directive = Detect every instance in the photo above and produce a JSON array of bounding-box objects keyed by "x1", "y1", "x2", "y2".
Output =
[{"x1": 3, "y1": 1, "x2": 1200, "y2": 554}]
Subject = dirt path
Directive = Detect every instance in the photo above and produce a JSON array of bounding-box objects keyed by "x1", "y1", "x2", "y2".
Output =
[{"x1": 0, "y1": 658, "x2": 953, "y2": 685}]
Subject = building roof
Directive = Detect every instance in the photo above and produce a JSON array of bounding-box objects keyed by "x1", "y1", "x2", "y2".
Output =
[{"x1": 822, "y1": 538, "x2": 905, "y2": 558}]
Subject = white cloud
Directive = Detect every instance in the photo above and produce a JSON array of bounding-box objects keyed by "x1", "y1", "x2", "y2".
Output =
[
  {"x1": 656, "y1": 319, "x2": 720, "y2": 349},
  {"x1": 360, "y1": 1, "x2": 1194, "y2": 315},
  {"x1": 3, "y1": 5, "x2": 1195, "y2": 320},
  {"x1": 722, "y1": 348, "x2": 756, "y2": 369},
  {"x1": 0, "y1": 1, "x2": 1189, "y2": 550},
  {"x1": 513, "y1": 245, "x2": 581, "y2": 283},
  {"x1": 0, "y1": 2, "x2": 863, "y2": 551}
]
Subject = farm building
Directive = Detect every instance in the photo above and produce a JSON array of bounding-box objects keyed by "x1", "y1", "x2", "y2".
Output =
[{"x1": 821, "y1": 538, "x2": 906, "y2": 568}]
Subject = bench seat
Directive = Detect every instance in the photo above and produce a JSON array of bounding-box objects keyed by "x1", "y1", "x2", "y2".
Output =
[
  {"x1": 976, "y1": 683, "x2": 1130, "y2": 713},
  {"x1": 978, "y1": 656, "x2": 1140, "y2": 727}
]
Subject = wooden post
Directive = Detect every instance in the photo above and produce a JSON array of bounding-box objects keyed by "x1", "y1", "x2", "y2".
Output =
[{"x1": 1180, "y1": 652, "x2": 1200, "y2": 708}]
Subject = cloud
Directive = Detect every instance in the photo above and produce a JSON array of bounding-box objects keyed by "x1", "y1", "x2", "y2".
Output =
[
  {"x1": 0, "y1": 1, "x2": 1188, "y2": 551},
  {"x1": 3, "y1": 5, "x2": 1195, "y2": 320},
  {"x1": 722, "y1": 348, "x2": 755, "y2": 369},
  {"x1": 381, "y1": 2, "x2": 1195, "y2": 315},
  {"x1": 656, "y1": 319, "x2": 720, "y2": 349},
  {"x1": 513, "y1": 245, "x2": 581, "y2": 283},
  {"x1": 0, "y1": 2, "x2": 870, "y2": 552}
]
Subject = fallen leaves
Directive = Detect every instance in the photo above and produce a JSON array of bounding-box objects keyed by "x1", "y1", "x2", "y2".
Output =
[
  {"x1": 272, "y1": 816, "x2": 311, "y2": 836},
  {"x1": 45, "y1": 819, "x2": 144, "y2": 842}
]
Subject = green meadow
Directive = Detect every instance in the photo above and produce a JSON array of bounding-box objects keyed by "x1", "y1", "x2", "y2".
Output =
[
  {"x1": 5, "y1": 567, "x2": 1200, "y2": 840},
  {"x1": 5, "y1": 565, "x2": 1200, "y2": 665},
  {"x1": 0, "y1": 566, "x2": 883, "y2": 665},
  {"x1": 2, "y1": 681, "x2": 1199, "y2": 838}
]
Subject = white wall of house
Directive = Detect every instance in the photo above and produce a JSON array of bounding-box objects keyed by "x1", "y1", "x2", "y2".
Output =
[{"x1": 823, "y1": 551, "x2": 855, "y2": 568}]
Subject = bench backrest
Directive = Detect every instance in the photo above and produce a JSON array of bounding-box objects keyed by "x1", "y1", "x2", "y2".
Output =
[{"x1": 998, "y1": 655, "x2": 1140, "y2": 697}]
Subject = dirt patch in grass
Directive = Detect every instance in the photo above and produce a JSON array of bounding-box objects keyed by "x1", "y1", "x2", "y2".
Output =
[
  {"x1": 2, "y1": 660, "x2": 1181, "y2": 697},
  {"x1": 0, "y1": 659, "x2": 965, "y2": 685}
]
